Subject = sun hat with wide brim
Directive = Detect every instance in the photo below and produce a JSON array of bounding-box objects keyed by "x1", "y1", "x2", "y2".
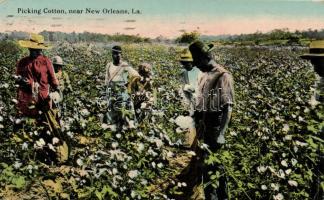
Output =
[
  {"x1": 179, "y1": 48, "x2": 193, "y2": 62},
  {"x1": 18, "y1": 33, "x2": 52, "y2": 50},
  {"x1": 52, "y1": 55, "x2": 65, "y2": 66},
  {"x1": 300, "y1": 40, "x2": 324, "y2": 60}
]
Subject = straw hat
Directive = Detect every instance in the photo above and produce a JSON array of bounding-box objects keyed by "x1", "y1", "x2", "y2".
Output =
[
  {"x1": 52, "y1": 56, "x2": 65, "y2": 66},
  {"x1": 18, "y1": 33, "x2": 51, "y2": 50},
  {"x1": 179, "y1": 48, "x2": 193, "y2": 62},
  {"x1": 300, "y1": 40, "x2": 324, "y2": 60}
]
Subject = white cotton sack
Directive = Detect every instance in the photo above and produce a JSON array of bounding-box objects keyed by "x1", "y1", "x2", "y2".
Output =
[{"x1": 175, "y1": 115, "x2": 194, "y2": 129}]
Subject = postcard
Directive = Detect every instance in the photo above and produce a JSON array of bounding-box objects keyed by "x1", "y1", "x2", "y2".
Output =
[{"x1": 0, "y1": 0, "x2": 323, "y2": 199}]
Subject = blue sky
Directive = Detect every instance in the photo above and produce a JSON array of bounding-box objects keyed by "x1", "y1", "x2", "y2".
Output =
[{"x1": 1, "y1": 0, "x2": 324, "y2": 37}]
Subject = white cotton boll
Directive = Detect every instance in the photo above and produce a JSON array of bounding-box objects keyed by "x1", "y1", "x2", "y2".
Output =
[
  {"x1": 288, "y1": 180, "x2": 298, "y2": 187},
  {"x1": 137, "y1": 143, "x2": 145, "y2": 152},
  {"x1": 270, "y1": 183, "x2": 279, "y2": 191},
  {"x1": 298, "y1": 116, "x2": 304, "y2": 122},
  {"x1": 116, "y1": 133, "x2": 122, "y2": 139},
  {"x1": 67, "y1": 131, "x2": 74, "y2": 138},
  {"x1": 112, "y1": 168, "x2": 118, "y2": 174},
  {"x1": 27, "y1": 165, "x2": 33, "y2": 174},
  {"x1": 52, "y1": 137, "x2": 59, "y2": 145},
  {"x1": 175, "y1": 115, "x2": 194, "y2": 129},
  {"x1": 111, "y1": 142, "x2": 119, "y2": 148},
  {"x1": 76, "y1": 158, "x2": 83, "y2": 166},
  {"x1": 157, "y1": 163, "x2": 163, "y2": 168},
  {"x1": 128, "y1": 170, "x2": 139, "y2": 179},
  {"x1": 131, "y1": 191, "x2": 136, "y2": 198},
  {"x1": 80, "y1": 108, "x2": 90, "y2": 117},
  {"x1": 141, "y1": 179, "x2": 148, "y2": 185},
  {"x1": 22, "y1": 142, "x2": 28, "y2": 150},
  {"x1": 128, "y1": 120, "x2": 135, "y2": 129},
  {"x1": 0, "y1": 124, "x2": 3, "y2": 129},
  {"x1": 295, "y1": 140, "x2": 308, "y2": 147},
  {"x1": 15, "y1": 118, "x2": 22, "y2": 124},
  {"x1": 49, "y1": 92, "x2": 61, "y2": 104},
  {"x1": 257, "y1": 166, "x2": 267, "y2": 173},
  {"x1": 273, "y1": 193, "x2": 284, "y2": 200},
  {"x1": 281, "y1": 160, "x2": 288, "y2": 167},
  {"x1": 187, "y1": 151, "x2": 196, "y2": 156},
  {"x1": 282, "y1": 124, "x2": 289, "y2": 132},
  {"x1": 176, "y1": 127, "x2": 183, "y2": 133},
  {"x1": 137, "y1": 132, "x2": 144, "y2": 137},
  {"x1": 101, "y1": 123, "x2": 109, "y2": 130},
  {"x1": 293, "y1": 146, "x2": 298, "y2": 153},
  {"x1": 140, "y1": 102, "x2": 147, "y2": 109},
  {"x1": 110, "y1": 124, "x2": 117, "y2": 132},
  {"x1": 151, "y1": 162, "x2": 156, "y2": 168},
  {"x1": 154, "y1": 139, "x2": 163, "y2": 149},
  {"x1": 200, "y1": 143, "x2": 209, "y2": 150},
  {"x1": 167, "y1": 151, "x2": 174, "y2": 158},
  {"x1": 0, "y1": 116, "x2": 3, "y2": 122},
  {"x1": 36, "y1": 138, "x2": 46, "y2": 148},
  {"x1": 291, "y1": 158, "x2": 298, "y2": 166},
  {"x1": 12, "y1": 99, "x2": 18, "y2": 104},
  {"x1": 284, "y1": 135, "x2": 292, "y2": 141},
  {"x1": 48, "y1": 144, "x2": 56, "y2": 152},
  {"x1": 261, "y1": 185, "x2": 267, "y2": 190},
  {"x1": 285, "y1": 169, "x2": 292, "y2": 175},
  {"x1": 13, "y1": 161, "x2": 22, "y2": 169},
  {"x1": 229, "y1": 131, "x2": 237, "y2": 136},
  {"x1": 278, "y1": 169, "x2": 285, "y2": 179},
  {"x1": 1, "y1": 83, "x2": 9, "y2": 88}
]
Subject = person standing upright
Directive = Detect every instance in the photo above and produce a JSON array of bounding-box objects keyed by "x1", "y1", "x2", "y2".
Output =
[
  {"x1": 189, "y1": 40, "x2": 234, "y2": 200},
  {"x1": 16, "y1": 33, "x2": 59, "y2": 118},
  {"x1": 300, "y1": 40, "x2": 324, "y2": 200},
  {"x1": 104, "y1": 45, "x2": 140, "y2": 131}
]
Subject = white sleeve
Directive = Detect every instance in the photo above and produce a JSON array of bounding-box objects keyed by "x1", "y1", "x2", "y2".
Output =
[
  {"x1": 104, "y1": 63, "x2": 110, "y2": 85},
  {"x1": 127, "y1": 66, "x2": 140, "y2": 78}
]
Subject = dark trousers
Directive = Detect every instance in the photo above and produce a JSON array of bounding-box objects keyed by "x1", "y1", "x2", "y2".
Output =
[{"x1": 196, "y1": 113, "x2": 228, "y2": 200}]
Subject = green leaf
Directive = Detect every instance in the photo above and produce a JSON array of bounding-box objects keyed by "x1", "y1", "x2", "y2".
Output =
[{"x1": 12, "y1": 176, "x2": 26, "y2": 189}]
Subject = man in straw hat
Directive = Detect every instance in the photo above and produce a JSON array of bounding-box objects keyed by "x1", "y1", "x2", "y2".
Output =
[
  {"x1": 16, "y1": 33, "x2": 59, "y2": 117},
  {"x1": 104, "y1": 45, "x2": 140, "y2": 131},
  {"x1": 300, "y1": 40, "x2": 324, "y2": 200},
  {"x1": 301, "y1": 40, "x2": 324, "y2": 107},
  {"x1": 16, "y1": 33, "x2": 69, "y2": 164},
  {"x1": 178, "y1": 48, "x2": 202, "y2": 149},
  {"x1": 188, "y1": 40, "x2": 234, "y2": 200}
]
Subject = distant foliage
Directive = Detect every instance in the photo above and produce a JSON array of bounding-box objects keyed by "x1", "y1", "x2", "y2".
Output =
[{"x1": 175, "y1": 31, "x2": 200, "y2": 44}]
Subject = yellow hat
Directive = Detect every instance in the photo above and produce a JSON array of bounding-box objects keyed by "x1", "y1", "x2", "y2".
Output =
[
  {"x1": 18, "y1": 33, "x2": 51, "y2": 50},
  {"x1": 300, "y1": 40, "x2": 324, "y2": 59},
  {"x1": 179, "y1": 48, "x2": 193, "y2": 62}
]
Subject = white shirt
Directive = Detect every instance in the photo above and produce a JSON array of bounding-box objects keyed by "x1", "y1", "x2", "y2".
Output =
[{"x1": 104, "y1": 61, "x2": 139, "y2": 85}]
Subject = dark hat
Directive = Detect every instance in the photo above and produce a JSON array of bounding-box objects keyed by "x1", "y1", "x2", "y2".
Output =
[
  {"x1": 300, "y1": 40, "x2": 324, "y2": 60},
  {"x1": 112, "y1": 45, "x2": 122, "y2": 53},
  {"x1": 189, "y1": 40, "x2": 215, "y2": 56}
]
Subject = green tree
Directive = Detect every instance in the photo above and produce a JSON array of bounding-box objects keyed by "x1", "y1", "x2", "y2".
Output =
[{"x1": 175, "y1": 31, "x2": 200, "y2": 44}]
